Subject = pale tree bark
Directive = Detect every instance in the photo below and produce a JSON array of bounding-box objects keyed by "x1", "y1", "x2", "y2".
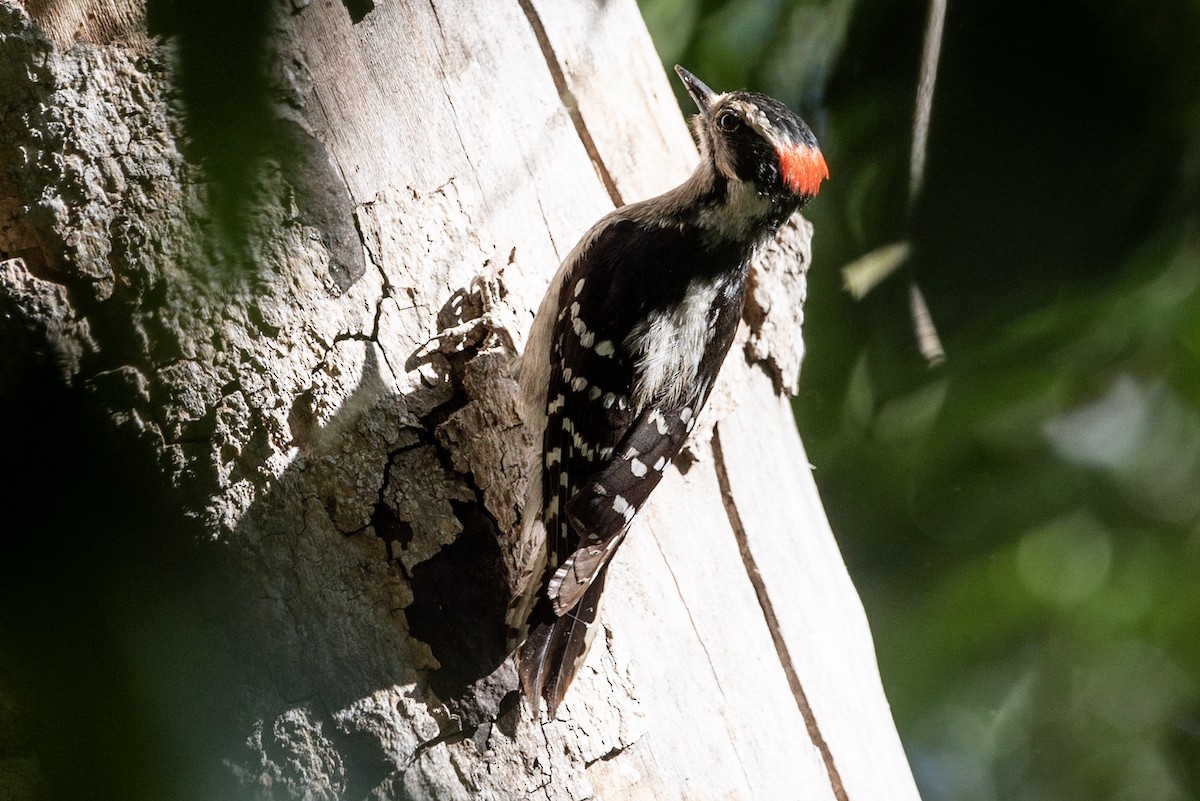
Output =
[{"x1": 0, "y1": 1, "x2": 921, "y2": 799}]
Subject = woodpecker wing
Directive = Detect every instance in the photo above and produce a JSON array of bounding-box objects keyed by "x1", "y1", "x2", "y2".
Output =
[
  {"x1": 549, "y1": 404, "x2": 693, "y2": 613},
  {"x1": 533, "y1": 218, "x2": 728, "y2": 600},
  {"x1": 517, "y1": 214, "x2": 749, "y2": 714},
  {"x1": 520, "y1": 394, "x2": 714, "y2": 714},
  {"x1": 538, "y1": 238, "x2": 638, "y2": 585},
  {"x1": 516, "y1": 219, "x2": 639, "y2": 713}
]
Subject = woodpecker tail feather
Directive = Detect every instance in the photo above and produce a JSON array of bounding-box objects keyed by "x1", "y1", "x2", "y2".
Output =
[{"x1": 517, "y1": 570, "x2": 609, "y2": 716}]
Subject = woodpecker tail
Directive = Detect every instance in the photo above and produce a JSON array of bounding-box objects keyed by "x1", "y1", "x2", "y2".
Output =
[{"x1": 516, "y1": 568, "x2": 609, "y2": 716}]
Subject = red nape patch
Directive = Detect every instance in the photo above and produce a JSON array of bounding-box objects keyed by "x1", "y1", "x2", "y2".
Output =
[{"x1": 779, "y1": 145, "x2": 829, "y2": 197}]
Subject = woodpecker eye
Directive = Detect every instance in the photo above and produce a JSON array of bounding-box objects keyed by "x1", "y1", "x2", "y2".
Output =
[{"x1": 716, "y1": 110, "x2": 740, "y2": 132}]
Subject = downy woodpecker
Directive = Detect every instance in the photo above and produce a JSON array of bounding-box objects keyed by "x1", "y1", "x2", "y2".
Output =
[{"x1": 510, "y1": 65, "x2": 827, "y2": 714}]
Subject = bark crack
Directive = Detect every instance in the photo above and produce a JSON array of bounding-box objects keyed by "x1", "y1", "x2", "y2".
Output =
[
  {"x1": 427, "y1": 0, "x2": 488, "y2": 202},
  {"x1": 515, "y1": 0, "x2": 624, "y2": 208},
  {"x1": 711, "y1": 424, "x2": 849, "y2": 801}
]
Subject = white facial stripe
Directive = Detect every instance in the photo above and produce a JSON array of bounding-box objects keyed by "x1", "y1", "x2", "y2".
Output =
[{"x1": 724, "y1": 98, "x2": 784, "y2": 151}]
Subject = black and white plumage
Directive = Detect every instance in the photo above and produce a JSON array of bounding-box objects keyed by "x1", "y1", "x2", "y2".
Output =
[{"x1": 509, "y1": 66, "x2": 828, "y2": 714}]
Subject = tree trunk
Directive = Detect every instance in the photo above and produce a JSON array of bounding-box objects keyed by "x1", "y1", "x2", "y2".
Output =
[{"x1": 0, "y1": 1, "x2": 921, "y2": 799}]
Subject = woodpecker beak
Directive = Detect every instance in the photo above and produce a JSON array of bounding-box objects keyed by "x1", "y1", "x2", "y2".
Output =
[{"x1": 675, "y1": 65, "x2": 716, "y2": 118}]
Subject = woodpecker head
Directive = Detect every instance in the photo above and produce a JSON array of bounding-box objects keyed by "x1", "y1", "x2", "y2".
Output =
[{"x1": 675, "y1": 65, "x2": 828, "y2": 204}]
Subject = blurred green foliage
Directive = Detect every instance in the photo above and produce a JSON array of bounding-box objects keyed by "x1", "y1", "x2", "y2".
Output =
[{"x1": 640, "y1": 0, "x2": 1200, "y2": 798}]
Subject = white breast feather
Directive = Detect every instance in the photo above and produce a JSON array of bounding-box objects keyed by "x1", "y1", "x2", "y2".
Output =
[{"x1": 626, "y1": 277, "x2": 721, "y2": 411}]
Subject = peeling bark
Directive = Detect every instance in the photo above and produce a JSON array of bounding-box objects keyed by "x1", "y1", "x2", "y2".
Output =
[{"x1": 0, "y1": 1, "x2": 921, "y2": 799}]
